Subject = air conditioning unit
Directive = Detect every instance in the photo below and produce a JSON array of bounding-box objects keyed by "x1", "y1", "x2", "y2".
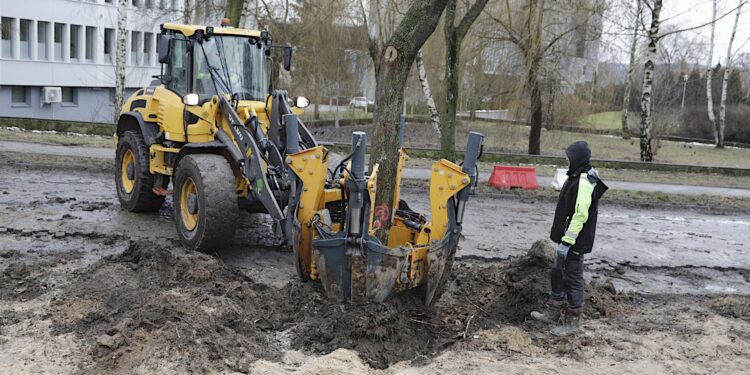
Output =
[{"x1": 42, "y1": 87, "x2": 62, "y2": 104}]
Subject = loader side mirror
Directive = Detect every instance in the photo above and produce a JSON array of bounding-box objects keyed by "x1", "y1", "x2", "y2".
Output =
[
  {"x1": 158, "y1": 34, "x2": 172, "y2": 64},
  {"x1": 282, "y1": 43, "x2": 292, "y2": 71}
]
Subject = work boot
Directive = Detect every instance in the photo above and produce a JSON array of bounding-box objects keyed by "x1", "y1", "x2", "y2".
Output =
[
  {"x1": 550, "y1": 307, "x2": 583, "y2": 337},
  {"x1": 530, "y1": 298, "x2": 566, "y2": 324}
]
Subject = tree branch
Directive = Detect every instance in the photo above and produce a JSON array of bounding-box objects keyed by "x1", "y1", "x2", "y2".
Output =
[
  {"x1": 657, "y1": 1, "x2": 747, "y2": 40},
  {"x1": 456, "y1": 0, "x2": 490, "y2": 41}
]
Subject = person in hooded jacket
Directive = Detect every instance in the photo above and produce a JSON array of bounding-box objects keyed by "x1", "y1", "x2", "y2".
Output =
[{"x1": 532, "y1": 141, "x2": 608, "y2": 336}]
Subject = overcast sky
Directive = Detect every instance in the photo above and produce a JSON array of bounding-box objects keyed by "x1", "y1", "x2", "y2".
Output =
[{"x1": 601, "y1": 0, "x2": 750, "y2": 64}]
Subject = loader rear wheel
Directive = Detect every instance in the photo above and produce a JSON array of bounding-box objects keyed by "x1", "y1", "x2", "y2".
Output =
[
  {"x1": 173, "y1": 154, "x2": 238, "y2": 252},
  {"x1": 115, "y1": 131, "x2": 164, "y2": 212}
]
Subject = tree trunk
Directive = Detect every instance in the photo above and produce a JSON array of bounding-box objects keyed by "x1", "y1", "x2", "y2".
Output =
[
  {"x1": 621, "y1": 0, "x2": 641, "y2": 140},
  {"x1": 440, "y1": 0, "x2": 489, "y2": 160},
  {"x1": 638, "y1": 0, "x2": 662, "y2": 162},
  {"x1": 525, "y1": 0, "x2": 545, "y2": 155},
  {"x1": 416, "y1": 50, "x2": 441, "y2": 135},
  {"x1": 707, "y1": 0, "x2": 718, "y2": 145},
  {"x1": 114, "y1": 0, "x2": 128, "y2": 123},
  {"x1": 719, "y1": 1, "x2": 742, "y2": 149},
  {"x1": 183, "y1": 0, "x2": 193, "y2": 23},
  {"x1": 370, "y1": 0, "x2": 449, "y2": 244},
  {"x1": 226, "y1": 0, "x2": 244, "y2": 27},
  {"x1": 442, "y1": 23, "x2": 459, "y2": 160},
  {"x1": 527, "y1": 62, "x2": 543, "y2": 155}
]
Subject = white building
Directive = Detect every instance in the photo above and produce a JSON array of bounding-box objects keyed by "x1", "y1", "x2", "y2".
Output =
[{"x1": 0, "y1": 0, "x2": 185, "y2": 124}]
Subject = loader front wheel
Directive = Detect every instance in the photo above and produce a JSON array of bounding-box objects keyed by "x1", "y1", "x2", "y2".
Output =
[
  {"x1": 115, "y1": 131, "x2": 164, "y2": 212},
  {"x1": 174, "y1": 154, "x2": 238, "y2": 252}
]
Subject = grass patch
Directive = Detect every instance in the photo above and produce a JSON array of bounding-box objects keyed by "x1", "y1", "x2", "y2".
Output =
[
  {"x1": 0, "y1": 127, "x2": 113, "y2": 148},
  {"x1": 457, "y1": 121, "x2": 750, "y2": 168},
  {"x1": 579, "y1": 111, "x2": 621, "y2": 130}
]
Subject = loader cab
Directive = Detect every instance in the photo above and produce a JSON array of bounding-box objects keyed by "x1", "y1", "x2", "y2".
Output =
[{"x1": 157, "y1": 24, "x2": 292, "y2": 105}]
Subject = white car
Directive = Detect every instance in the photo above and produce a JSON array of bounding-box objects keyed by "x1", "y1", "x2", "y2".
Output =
[{"x1": 349, "y1": 97, "x2": 371, "y2": 109}]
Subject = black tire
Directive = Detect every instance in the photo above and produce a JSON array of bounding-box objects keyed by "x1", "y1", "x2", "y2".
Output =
[
  {"x1": 115, "y1": 130, "x2": 164, "y2": 212},
  {"x1": 173, "y1": 154, "x2": 238, "y2": 252}
]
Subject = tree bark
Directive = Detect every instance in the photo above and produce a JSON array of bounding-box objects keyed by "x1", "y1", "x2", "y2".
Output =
[
  {"x1": 226, "y1": 0, "x2": 244, "y2": 27},
  {"x1": 638, "y1": 0, "x2": 662, "y2": 162},
  {"x1": 707, "y1": 0, "x2": 718, "y2": 145},
  {"x1": 114, "y1": 0, "x2": 128, "y2": 123},
  {"x1": 370, "y1": 0, "x2": 449, "y2": 244},
  {"x1": 526, "y1": 0, "x2": 545, "y2": 155},
  {"x1": 719, "y1": 1, "x2": 742, "y2": 149},
  {"x1": 621, "y1": 0, "x2": 641, "y2": 140},
  {"x1": 440, "y1": 0, "x2": 489, "y2": 160},
  {"x1": 416, "y1": 50, "x2": 441, "y2": 135}
]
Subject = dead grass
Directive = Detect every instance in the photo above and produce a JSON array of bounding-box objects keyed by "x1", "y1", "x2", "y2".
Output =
[
  {"x1": 458, "y1": 121, "x2": 750, "y2": 168},
  {"x1": 0, "y1": 127, "x2": 113, "y2": 148}
]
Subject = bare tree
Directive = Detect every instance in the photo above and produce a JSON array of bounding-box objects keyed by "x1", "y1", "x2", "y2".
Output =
[
  {"x1": 706, "y1": 0, "x2": 718, "y2": 146},
  {"x1": 370, "y1": 0, "x2": 449, "y2": 243},
  {"x1": 114, "y1": 0, "x2": 128, "y2": 123},
  {"x1": 621, "y1": 0, "x2": 642, "y2": 139},
  {"x1": 440, "y1": 0, "x2": 489, "y2": 159},
  {"x1": 719, "y1": 1, "x2": 744, "y2": 148},
  {"x1": 637, "y1": 0, "x2": 744, "y2": 161},
  {"x1": 416, "y1": 50, "x2": 442, "y2": 135},
  {"x1": 488, "y1": 0, "x2": 603, "y2": 155}
]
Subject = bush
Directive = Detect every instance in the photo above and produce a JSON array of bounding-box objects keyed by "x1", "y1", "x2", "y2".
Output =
[{"x1": 678, "y1": 105, "x2": 750, "y2": 143}]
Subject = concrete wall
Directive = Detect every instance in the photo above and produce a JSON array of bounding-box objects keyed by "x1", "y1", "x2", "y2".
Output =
[{"x1": 0, "y1": 86, "x2": 137, "y2": 123}]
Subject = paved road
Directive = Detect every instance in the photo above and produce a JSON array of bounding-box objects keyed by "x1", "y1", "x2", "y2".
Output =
[{"x1": 2, "y1": 140, "x2": 748, "y2": 198}]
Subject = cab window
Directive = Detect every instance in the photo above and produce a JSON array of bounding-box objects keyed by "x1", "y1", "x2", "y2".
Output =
[{"x1": 167, "y1": 33, "x2": 189, "y2": 96}]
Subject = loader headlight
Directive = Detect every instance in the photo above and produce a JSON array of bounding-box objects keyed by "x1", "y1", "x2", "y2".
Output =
[
  {"x1": 294, "y1": 96, "x2": 310, "y2": 108},
  {"x1": 183, "y1": 93, "x2": 200, "y2": 106}
]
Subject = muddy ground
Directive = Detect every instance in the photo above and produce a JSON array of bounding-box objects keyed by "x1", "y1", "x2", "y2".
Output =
[{"x1": 0, "y1": 152, "x2": 749, "y2": 374}]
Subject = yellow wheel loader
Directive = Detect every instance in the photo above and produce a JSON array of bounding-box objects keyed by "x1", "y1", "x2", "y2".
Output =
[{"x1": 114, "y1": 23, "x2": 484, "y2": 305}]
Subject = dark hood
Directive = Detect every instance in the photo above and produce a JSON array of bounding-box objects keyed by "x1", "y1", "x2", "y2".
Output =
[{"x1": 565, "y1": 141, "x2": 592, "y2": 176}]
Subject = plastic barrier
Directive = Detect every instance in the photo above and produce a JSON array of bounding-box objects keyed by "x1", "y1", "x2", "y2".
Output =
[{"x1": 488, "y1": 165, "x2": 538, "y2": 190}]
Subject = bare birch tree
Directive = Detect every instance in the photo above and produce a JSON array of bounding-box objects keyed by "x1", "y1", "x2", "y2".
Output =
[
  {"x1": 706, "y1": 0, "x2": 718, "y2": 145},
  {"x1": 638, "y1": 0, "x2": 661, "y2": 162},
  {"x1": 114, "y1": 0, "x2": 128, "y2": 123},
  {"x1": 718, "y1": 1, "x2": 744, "y2": 148},
  {"x1": 621, "y1": 0, "x2": 641, "y2": 140},
  {"x1": 416, "y1": 50, "x2": 442, "y2": 135},
  {"x1": 637, "y1": 0, "x2": 742, "y2": 161}
]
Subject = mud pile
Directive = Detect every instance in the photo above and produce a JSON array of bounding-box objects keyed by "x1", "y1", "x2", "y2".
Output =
[{"x1": 47, "y1": 239, "x2": 631, "y2": 372}]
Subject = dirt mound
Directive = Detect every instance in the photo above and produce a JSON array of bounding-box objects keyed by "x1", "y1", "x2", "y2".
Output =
[
  {"x1": 50, "y1": 240, "x2": 291, "y2": 373},
  {"x1": 47, "y1": 239, "x2": 632, "y2": 372}
]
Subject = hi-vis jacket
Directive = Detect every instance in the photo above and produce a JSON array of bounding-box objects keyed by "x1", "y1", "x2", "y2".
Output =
[{"x1": 550, "y1": 169, "x2": 608, "y2": 255}]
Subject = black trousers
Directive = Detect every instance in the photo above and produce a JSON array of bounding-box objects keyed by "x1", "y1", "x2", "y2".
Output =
[{"x1": 550, "y1": 252, "x2": 584, "y2": 309}]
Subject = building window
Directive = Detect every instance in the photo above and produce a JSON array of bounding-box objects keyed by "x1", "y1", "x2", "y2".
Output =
[
  {"x1": 62, "y1": 87, "x2": 78, "y2": 105},
  {"x1": 85, "y1": 26, "x2": 96, "y2": 62},
  {"x1": 104, "y1": 28, "x2": 114, "y2": 63},
  {"x1": 54, "y1": 23, "x2": 64, "y2": 61},
  {"x1": 11, "y1": 86, "x2": 29, "y2": 106},
  {"x1": 130, "y1": 31, "x2": 140, "y2": 65},
  {"x1": 70, "y1": 25, "x2": 81, "y2": 61},
  {"x1": 1, "y1": 17, "x2": 13, "y2": 59},
  {"x1": 144, "y1": 32, "x2": 153, "y2": 65},
  {"x1": 38, "y1": 21, "x2": 49, "y2": 60},
  {"x1": 20, "y1": 19, "x2": 32, "y2": 59}
]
